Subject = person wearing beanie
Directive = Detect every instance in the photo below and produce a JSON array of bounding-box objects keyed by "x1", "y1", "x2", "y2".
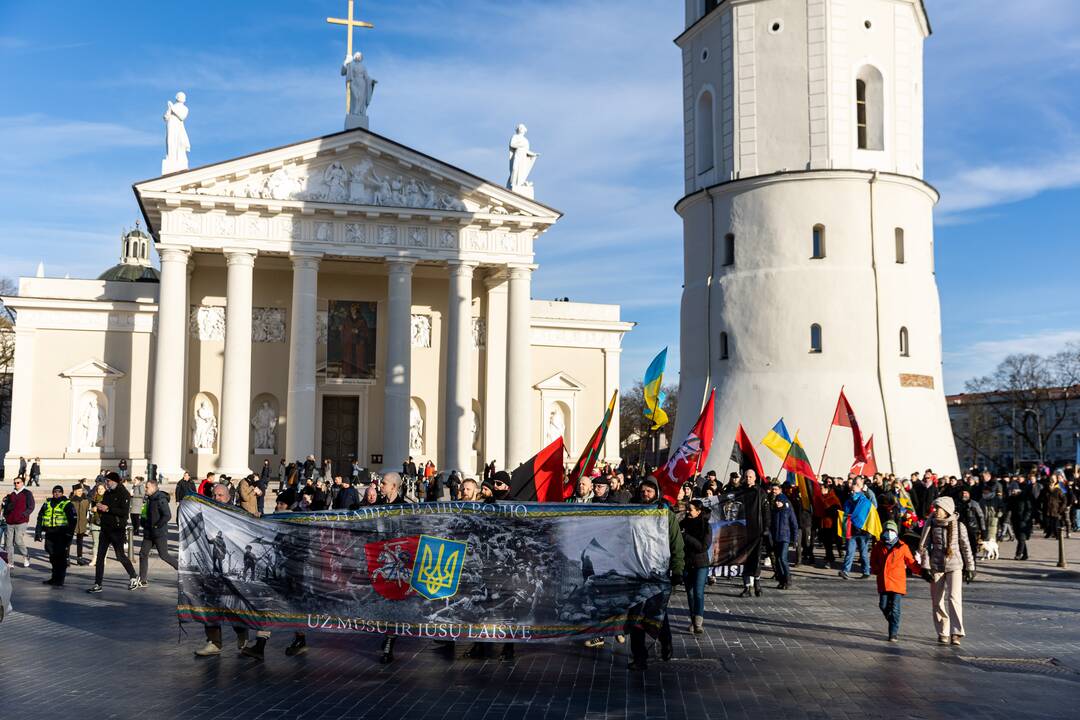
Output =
[
  {"x1": 917, "y1": 496, "x2": 976, "y2": 645},
  {"x1": 34, "y1": 485, "x2": 77, "y2": 586},
  {"x1": 87, "y1": 471, "x2": 139, "y2": 593},
  {"x1": 870, "y1": 519, "x2": 923, "y2": 641}
]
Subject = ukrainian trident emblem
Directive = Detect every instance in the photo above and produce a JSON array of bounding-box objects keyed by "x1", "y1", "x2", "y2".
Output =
[{"x1": 409, "y1": 535, "x2": 467, "y2": 600}]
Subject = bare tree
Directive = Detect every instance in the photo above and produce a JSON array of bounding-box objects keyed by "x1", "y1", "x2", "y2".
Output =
[
  {"x1": 951, "y1": 399, "x2": 1006, "y2": 470},
  {"x1": 0, "y1": 277, "x2": 16, "y2": 430},
  {"x1": 964, "y1": 343, "x2": 1080, "y2": 464},
  {"x1": 619, "y1": 379, "x2": 678, "y2": 463}
]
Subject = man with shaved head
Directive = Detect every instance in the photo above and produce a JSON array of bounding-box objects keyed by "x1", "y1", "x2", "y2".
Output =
[{"x1": 376, "y1": 472, "x2": 410, "y2": 664}]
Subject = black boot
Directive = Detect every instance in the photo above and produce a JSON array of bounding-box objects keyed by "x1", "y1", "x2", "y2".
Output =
[
  {"x1": 754, "y1": 584, "x2": 763, "y2": 597},
  {"x1": 285, "y1": 635, "x2": 307, "y2": 656},
  {"x1": 241, "y1": 637, "x2": 267, "y2": 660},
  {"x1": 380, "y1": 636, "x2": 395, "y2": 665},
  {"x1": 500, "y1": 644, "x2": 516, "y2": 662},
  {"x1": 738, "y1": 586, "x2": 751, "y2": 598}
]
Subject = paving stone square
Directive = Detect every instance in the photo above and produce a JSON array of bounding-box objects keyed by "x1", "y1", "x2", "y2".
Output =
[{"x1": 2, "y1": 521, "x2": 1078, "y2": 719}]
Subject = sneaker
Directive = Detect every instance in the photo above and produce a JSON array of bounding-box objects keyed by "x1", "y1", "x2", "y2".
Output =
[
  {"x1": 77, "y1": 558, "x2": 91, "y2": 566},
  {"x1": 937, "y1": 635, "x2": 949, "y2": 644},
  {"x1": 838, "y1": 570, "x2": 851, "y2": 580},
  {"x1": 135, "y1": 579, "x2": 149, "y2": 589},
  {"x1": 128, "y1": 578, "x2": 140, "y2": 590},
  {"x1": 583, "y1": 637, "x2": 605, "y2": 649},
  {"x1": 87, "y1": 584, "x2": 103, "y2": 594},
  {"x1": 950, "y1": 635, "x2": 962, "y2": 646},
  {"x1": 194, "y1": 642, "x2": 222, "y2": 657},
  {"x1": 22, "y1": 559, "x2": 30, "y2": 568},
  {"x1": 888, "y1": 634, "x2": 898, "y2": 643}
]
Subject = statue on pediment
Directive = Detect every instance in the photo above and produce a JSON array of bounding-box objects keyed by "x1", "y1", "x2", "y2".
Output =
[
  {"x1": 162, "y1": 92, "x2": 191, "y2": 174},
  {"x1": 507, "y1": 124, "x2": 539, "y2": 196},
  {"x1": 343, "y1": 52, "x2": 377, "y2": 129}
]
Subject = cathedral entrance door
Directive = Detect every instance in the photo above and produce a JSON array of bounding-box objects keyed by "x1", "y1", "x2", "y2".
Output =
[{"x1": 320, "y1": 395, "x2": 359, "y2": 478}]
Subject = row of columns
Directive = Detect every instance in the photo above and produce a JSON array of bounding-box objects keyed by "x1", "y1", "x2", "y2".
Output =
[{"x1": 150, "y1": 248, "x2": 534, "y2": 479}]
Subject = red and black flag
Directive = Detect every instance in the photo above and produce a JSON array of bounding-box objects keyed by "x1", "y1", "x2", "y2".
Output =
[
  {"x1": 831, "y1": 388, "x2": 867, "y2": 462},
  {"x1": 508, "y1": 437, "x2": 568, "y2": 502},
  {"x1": 730, "y1": 423, "x2": 765, "y2": 479},
  {"x1": 568, "y1": 390, "x2": 618, "y2": 485}
]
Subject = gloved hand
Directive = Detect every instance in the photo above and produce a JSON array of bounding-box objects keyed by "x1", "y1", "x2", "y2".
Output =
[
  {"x1": 963, "y1": 569, "x2": 976, "y2": 584},
  {"x1": 920, "y1": 569, "x2": 933, "y2": 583},
  {"x1": 670, "y1": 572, "x2": 683, "y2": 587}
]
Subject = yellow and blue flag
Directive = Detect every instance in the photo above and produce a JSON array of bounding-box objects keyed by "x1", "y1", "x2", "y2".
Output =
[
  {"x1": 642, "y1": 348, "x2": 669, "y2": 430},
  {"x1": 838, "y1": 491, "x2": 883, "y2": 539},
  {"x1": 761, "y1": 418, "x2": 792, "y2": 461}
]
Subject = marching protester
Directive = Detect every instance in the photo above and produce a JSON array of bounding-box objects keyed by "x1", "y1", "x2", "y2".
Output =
[
  {"x1": 195, "y1": 482, "x2": 252, "y2": 656},
  {"x1": 2, "y1": 476, "x2": 35, "y2": 568},
  {"x1": 918, "y1": 496, "x2": 975, "y2": 645},
  {"x1": 839, "y1": 476, "x2": 875, "y2": 579},
  {"x1": 739, "y1": 469, "x2": 770, "y2": 598},
  {"x1": 627, "y1": 477, "x2": 684, "y2": 671},
  {"x1": 377, "y1": 472, "x2": 409, "y2": 665},
  {"x1": 680, "y1": 499, "x2": 712, "y2": 633},
  {"x1": 1006, "y1": 484, "x2": 1033, "y2": 560},
  {"x1": 137, "y1": 479, "x2": 178, "y2": 588},
  {"x1": 870, "y1": 520, "x2": 922, "y2": 642},
  {"x1": 87, "y1": 472, "x2": 139, "y2": 593},
  {"x1": 34, "y1": 485, "x2": 77, "y2": 586},
  {"x1": 768, "y1": 484, "x2": 798, "y2": 590}
]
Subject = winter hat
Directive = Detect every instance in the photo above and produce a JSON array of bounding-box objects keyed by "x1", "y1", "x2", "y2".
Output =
[
  {"x1": 932, "y1": 496, "x2": 955, "y2": 516},
  {"x1": 492, "y1": 471, "x2": 511, "y2": 486},
  {"x1": 52, "y1": 485, "x2": 64, "y2": 493},
  {"x1": 884, "y1": 520, "x2": 899, "y2": 534},
  {"x1": 592, "y1": 475, "x2": 610, "y2": 486}
]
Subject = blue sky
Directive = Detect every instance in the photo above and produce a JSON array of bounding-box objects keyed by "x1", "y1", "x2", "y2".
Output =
[{"x1": 1, "y1": 1, "x2": 1078, "y2": 393}]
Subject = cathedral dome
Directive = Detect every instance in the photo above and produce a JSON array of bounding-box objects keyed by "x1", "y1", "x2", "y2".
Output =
[{"x1": 98, "y1": 224, "x2": 160, "y2": 282}]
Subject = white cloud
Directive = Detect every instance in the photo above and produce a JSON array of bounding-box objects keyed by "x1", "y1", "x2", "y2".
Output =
[
  {"x1": 935, "y1": 152, "x2": 1080, "y2": 215},
  {"x1": 943, "y1": 328, "x2": 1080, "y2": 392},
  {"x1": 0, "y1": 115, "x2": 158, "y2": 170}
]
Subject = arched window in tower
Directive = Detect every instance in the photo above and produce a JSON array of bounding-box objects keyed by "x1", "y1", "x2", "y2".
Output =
[
  {"x1": 719, "y1": 331, "x2": 729, "y2": 360},
  {"x1": 810, "y1": 324, "x2": 823, "y2": 354},
  {"x1": 696, "y1": 89, "x2": 715, "y2": 174},
  {"x1": 855, "y1": 66, "x2": 884, "y2": 151},
  {"x1": 895, "y1": 227, "x2": 905, "y2": 264},
  {"x1": 723, "y1": 232, "x2": 735, "y2": 267},
  {"x1": 812, "y1": 224, "x2": 826, "y2": 259},
  {"x1": 899, "y1": 326, "x2": 910, "y2": 357}
]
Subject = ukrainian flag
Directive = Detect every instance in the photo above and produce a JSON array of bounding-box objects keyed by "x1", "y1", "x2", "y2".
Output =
[
  {"x1": 838, "y1": 492, "x2": 883, "y2": 539},
  {"x1": 761, "y1": 418, "x2": 792, "y2": 461},
  {"x1": 642, "y1": 348, "x2": 669, "y2": 430}
]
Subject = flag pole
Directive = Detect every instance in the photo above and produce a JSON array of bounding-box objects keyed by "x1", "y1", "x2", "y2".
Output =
[{"x1": 817, "y1": 386, "x2": 843, "y2": 477}]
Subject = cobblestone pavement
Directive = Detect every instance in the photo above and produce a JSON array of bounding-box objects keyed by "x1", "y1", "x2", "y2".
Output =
[{"x1": 1, "y1": 511, "x2": 1079, "y2": 719}]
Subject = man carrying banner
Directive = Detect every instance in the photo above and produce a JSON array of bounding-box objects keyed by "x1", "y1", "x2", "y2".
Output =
[
  {"x1": 738, "y1": 469, "x2": 771, "y2": 598},
  {"x1": 194, "y1": 483, "x2": 251, "y2": 656},
  {"x1": 377, "y1": 472, "x2": 409, "y2": 665},
  {"x1": 627, "y1": 477, "x2": 684, "y2": 671}
]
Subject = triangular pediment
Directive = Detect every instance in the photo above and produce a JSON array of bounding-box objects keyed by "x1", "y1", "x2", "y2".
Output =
[
  {"x1": 60, "y1": 359, "x2": 125, "y2": 380},
  {"x1": 534, "y1": 371, "x2": 585, "y2": 392},
  {"x1": 134, "y1": 127, "x2": 560, "y2": 226}
]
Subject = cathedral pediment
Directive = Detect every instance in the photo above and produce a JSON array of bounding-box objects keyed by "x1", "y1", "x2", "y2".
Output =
[{"x1": 134, "y1": 127, "x2": 560, "y2": 227}]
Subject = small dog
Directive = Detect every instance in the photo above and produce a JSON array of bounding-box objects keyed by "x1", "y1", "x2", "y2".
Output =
[{"x1": 977, "y1": 538, "x2": 999, "y2": 560}]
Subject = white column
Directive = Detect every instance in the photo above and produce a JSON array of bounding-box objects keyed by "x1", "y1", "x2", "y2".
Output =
[
  {"x1": 482, "y1": 271, "x2": 508, "y2": 469},
  {"x1": 149, "y1": 246, "x2": 190, "y2": 479},
  {"x1": 383, "y1": 257, "x2": 416, "y2": 470},
  {"x1": 285, "y1": 252, "x2": 321, "y2": 462},
  {"x1": 443, "y1": 261, "x2": 476, "y2": 473},
  {"x1": 218, "y1": 248, "x2": 257, "y2": 476},
  {"x1": 602, "y1": 347, "x2": 622, "y2": 464},
  {"x1": 505, "y1": 264, "x2": 533, "y2": 469}
]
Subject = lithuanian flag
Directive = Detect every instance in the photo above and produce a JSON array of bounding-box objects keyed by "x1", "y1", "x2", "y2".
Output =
[
  {"x1": 782, "y1": 432, "x2": 817, "y2": 510},
  {"x1": 568, "y1": 390, "x2": 618, "y2": 485}
]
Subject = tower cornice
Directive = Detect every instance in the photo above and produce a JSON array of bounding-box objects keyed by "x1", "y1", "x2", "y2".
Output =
[{"x1": 674, "y1": 169, "x2": 939, "y2": 214}]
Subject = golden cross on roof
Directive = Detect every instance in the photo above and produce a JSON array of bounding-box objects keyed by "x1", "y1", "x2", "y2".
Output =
[{"x1": 327, "y1": 0, "x2": 375, "y2": 113}]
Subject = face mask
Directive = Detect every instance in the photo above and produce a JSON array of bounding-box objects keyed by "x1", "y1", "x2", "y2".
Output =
[{"x1": 882, "y1": 529, "x2": 898, "y2": 546}]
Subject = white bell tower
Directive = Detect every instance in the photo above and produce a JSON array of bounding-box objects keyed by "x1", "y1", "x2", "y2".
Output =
[{"x1": 673, "y1": 0, "x2": 959, "y2": 476}]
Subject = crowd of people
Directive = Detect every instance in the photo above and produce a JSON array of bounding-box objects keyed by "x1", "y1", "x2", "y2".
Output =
[{"x1": 2, "y1": 454, "x2": 1077, "y2": 668}]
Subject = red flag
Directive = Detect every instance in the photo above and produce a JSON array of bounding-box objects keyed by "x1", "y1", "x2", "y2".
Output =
[
  {"x1": 509, "y1": 437, "x2": 568, "y2": 502},
  {"x1": 831, "y1": 389, "x2": 867, "y2": 462},
  {"x1": 729, "y1": 423, "x2": 765, "y2": 481},
  {"x1": 654, "y1": 390, "x2": 715, "y2": 505},
  {"x1": 849, "y1": 436, "x2": 878, "y2": 477},
  {"x1": 568, "y1": 390, "x2": 618, "y2": 486}
]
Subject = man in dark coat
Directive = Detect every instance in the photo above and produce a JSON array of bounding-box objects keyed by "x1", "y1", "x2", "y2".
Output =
[
  {"x1": 175, "y1": 471, "x2": 197, "y2": 506},
  {"x1": 1006, "y1": 485, "x2": 1034, "y2": 560},
  {"x1": 376, "y1": 472, "x2": 411, "y2": 665},
  {"x1": 87, "y1": 472, "x2": 138, "y2": 593},
  {"x1": 911, "y1": 473, "x2": 938, "y2": 520},
  {"x1": 332, "y1": 477, "x2": 361, "y2": 511},
  {"x1": 34, "y1": 485, "x2": 77, "y2": 586},
  {"x1": 739, "y1": 469, "x2": 771, "y2": 598},
  {"x1": 137, "y1": 479, "x2": 178, "y2": 587}
]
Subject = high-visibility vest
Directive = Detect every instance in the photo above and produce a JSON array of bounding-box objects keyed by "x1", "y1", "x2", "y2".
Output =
[{"x1": 41, "y1": 499, "x2": 71, "y2": 530}]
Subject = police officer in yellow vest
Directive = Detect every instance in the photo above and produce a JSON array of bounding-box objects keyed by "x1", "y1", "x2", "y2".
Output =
[{"x1": 35, "y1": 485, "x2": 78, "y2": 587}]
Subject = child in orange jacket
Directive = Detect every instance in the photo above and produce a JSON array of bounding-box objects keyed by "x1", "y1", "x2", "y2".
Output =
[{"x1": 870, "y1": 520, "x2": 924, "y2": 642}]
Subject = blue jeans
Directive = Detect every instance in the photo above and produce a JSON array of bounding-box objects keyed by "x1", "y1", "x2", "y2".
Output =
[
  {"x1": 1072, "y1": 508, "x2": 1080, "y2": 531},
  {"x1": 774, "y1": 541, "x2": 791, "y2": 583},
  {"x1": 843, "y1": 534, "x2": 870, "y2": 575},
  {"x1": 879, "y1": 592, "x2": 902, "y2": 637},
  {"x1": 684, "y1": 566, "x2": 708, "y2": 618}
]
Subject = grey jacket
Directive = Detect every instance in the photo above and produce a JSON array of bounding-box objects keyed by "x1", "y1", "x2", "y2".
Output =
[{"x1": 918, "y1": 514, "x2": 975, "y2": 573}]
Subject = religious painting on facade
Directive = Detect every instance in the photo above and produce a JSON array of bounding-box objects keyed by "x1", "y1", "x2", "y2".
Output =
[{"x1": 326, "y1": 300, "x2": 377, "y2": 380}]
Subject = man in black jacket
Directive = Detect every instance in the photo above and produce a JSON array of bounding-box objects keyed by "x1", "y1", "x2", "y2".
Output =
[
  {"x1": 87, "y1": 472, "x2": 138, "y2": 593},
  {"x1": 137, "y1": 479, "x2": 179, "y2": 587},
  {"x1": 377, "y1": 472, "x2": 410, "y2": 664},
  {"x1": 1006, "y1": 485, "x2": 1033, "y2": 560},
  {"x1": 739, "y1": 469, "x2": 771, "y2": 598},
  {"x1": 332, "y1": 477, "x2": 361, "y2": 511},
  {"x1": 35, "y1": 485, "x2": 77, "y2": 586}
]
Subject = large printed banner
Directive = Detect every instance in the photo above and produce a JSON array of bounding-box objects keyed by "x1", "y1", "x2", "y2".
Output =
[
  {"x1": 177, "y1": 497, "x2": 671, "y2": 642},
  {"x1": 703, "y1": 488, "x2": 759, "y2": 577}
]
